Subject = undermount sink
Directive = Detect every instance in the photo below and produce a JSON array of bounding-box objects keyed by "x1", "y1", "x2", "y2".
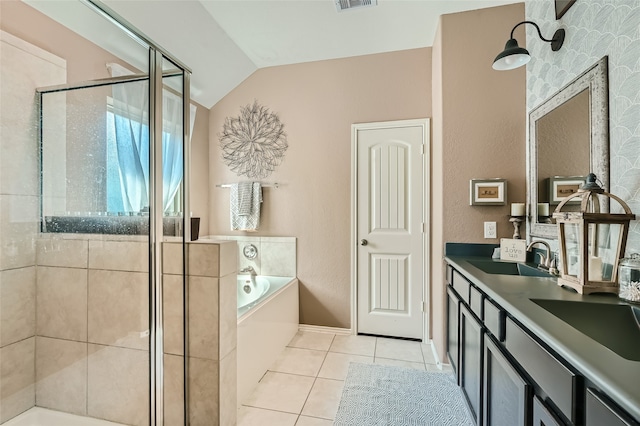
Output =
[
  {"x1": 531, "y1": 299, "x2": 640, "y2": 361},
  {"x1": 468, "y1": 259, "x2": 553, "y2": 278}
]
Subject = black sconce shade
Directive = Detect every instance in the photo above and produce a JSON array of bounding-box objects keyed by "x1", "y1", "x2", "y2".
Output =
[{"x1": 493, "y1": 21, "x2": 565, "y2": 71}]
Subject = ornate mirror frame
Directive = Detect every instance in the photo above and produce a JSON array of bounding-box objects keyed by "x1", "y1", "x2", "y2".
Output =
[{"x1": 528, "y1": 56, "x2": 609, "y2": 239}]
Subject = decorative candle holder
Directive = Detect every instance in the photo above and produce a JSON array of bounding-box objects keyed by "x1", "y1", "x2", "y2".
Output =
[
  {"x1": 509, "y1": 216, "x2": 525, "y2": 239},
  {"x1": 537, "y1": 215, "x2": 552, "y2": 224}
]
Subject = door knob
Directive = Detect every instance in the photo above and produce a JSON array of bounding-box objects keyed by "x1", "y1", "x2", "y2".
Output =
[{"x1": 360, "y1": 239, "x2": 368, "y2": 246}]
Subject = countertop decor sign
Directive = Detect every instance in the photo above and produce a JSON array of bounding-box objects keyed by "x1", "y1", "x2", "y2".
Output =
[{"x1": 219, "y1": 100, "x2": 288, "y2": 179}]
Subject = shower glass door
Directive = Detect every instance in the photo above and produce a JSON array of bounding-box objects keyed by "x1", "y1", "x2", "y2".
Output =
[{"x1": 0, "y1": 1, "x2": 190, "y2": 425}]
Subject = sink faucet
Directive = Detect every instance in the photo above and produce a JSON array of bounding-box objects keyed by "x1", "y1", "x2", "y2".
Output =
[{"x1": 527, "y1": 240, "x2": 552, "y2": 271}]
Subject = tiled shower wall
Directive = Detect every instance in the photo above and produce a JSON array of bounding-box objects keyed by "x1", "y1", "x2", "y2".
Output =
[
  {"x1": 525, "y1": 0, "x2": 640, "y2": 253},
  {"x1": 0, "y1": 30, "x2": 66, "y2": 424},
  {"x1": 2, "y1": 236, "x2": 238, "y2": 426},
  {"x1": 34, "y1": 236, "x2": 150, "y2": 426}
]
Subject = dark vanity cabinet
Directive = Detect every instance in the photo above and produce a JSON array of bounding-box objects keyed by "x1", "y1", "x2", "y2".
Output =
[
  {"x1": 533, "y1": 396, "x2": 565, "y2": 426},
  {"x1": 460, "y1": 303, "x2": 483, "y2": 424},
  {"x1": 585, "y1": 388, "x2": 639, "y2": 426},
  {"x1": 446, "y1": 261, "x2": 640, "y2": 426},
  {"x1": 447, "y1": 287, "x2": 460, "y2": 377},
  {"x1": 483, "y1": 334, "x2": 531, "y2": 426}
]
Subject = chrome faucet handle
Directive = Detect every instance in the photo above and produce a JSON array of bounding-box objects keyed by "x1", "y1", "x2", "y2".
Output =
[
  {"x1": 548, "y1": 256, "x2": 559, "y2": 276},
  {"x1": 536, "y1": 252, "x2": 550, "y2": 269}
]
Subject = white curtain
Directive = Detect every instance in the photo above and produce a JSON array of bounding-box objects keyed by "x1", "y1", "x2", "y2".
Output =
[{"x1": 107, "y1": 63, "x2": 196, "y2": 213}]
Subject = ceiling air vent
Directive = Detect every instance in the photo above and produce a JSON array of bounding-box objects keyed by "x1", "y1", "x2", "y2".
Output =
[{"x1": 335, "y1": 0, "x2": 377, "y2": 12}]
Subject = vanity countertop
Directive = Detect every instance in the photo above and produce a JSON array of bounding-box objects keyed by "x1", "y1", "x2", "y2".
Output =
[{"x1": 445, "y1": 245, "x2": 640, "y2": 421}]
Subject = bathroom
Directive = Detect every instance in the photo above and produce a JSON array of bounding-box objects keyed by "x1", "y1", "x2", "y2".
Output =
[{"x1": 1, "y1": 0, "x2": 639, "y2": 425}]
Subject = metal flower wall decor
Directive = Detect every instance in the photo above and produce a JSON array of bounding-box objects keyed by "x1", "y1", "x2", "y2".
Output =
[{"x1": 219, "y1": 101, "x2": 288, "y2": 179}]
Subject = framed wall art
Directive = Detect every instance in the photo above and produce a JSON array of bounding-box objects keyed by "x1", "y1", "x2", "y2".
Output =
[
  {"x1": 549, "y1": 176, "x2": 586, "y2": 204},
  {"x1": 470, "y1": 179, "x2": 507, "y2": 206},
  {"x1": 555, "y1": 0, "x2": 577, "y2": 19}
]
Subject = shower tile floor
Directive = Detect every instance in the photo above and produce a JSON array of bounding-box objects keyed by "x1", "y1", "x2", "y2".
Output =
[{"x1": 237, "y1": 331, "x2": 451, "y2": 426}]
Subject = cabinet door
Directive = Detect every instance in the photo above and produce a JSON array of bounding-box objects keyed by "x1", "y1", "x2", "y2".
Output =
[
  {"x1": 447, "y1": 286, "x2": 460, "y2": 379},
  {"x1": 533, "y1": 396, "x2": 566, "y2": 426},
  {"x1": 460, "y1": 303, "x2": 483, "y2": 425},
  {"x1": 483, "y1": 334, "x2": 531, "y2": 426}
]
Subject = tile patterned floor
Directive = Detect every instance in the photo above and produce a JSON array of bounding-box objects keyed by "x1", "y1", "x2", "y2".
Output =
[{"x1": 237, "y1": 331, "x2": 452, "y2": 426}]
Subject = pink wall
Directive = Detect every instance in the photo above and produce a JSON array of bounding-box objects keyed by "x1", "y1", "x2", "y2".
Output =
[
  {"x1": 208, "y1": 49, "x2": 432, "y2": 328},
  {"x1": 431, "y1": 3, "x2": 526, "y2": 361}
]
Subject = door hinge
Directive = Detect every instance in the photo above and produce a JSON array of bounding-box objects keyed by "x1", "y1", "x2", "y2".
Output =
[
  {"x1": 422, "y1": 223, "x2": 426, "y2": 233},
  {"x1": 421, "y1": 301, "x2": 427, "y2": 312},
  {"x1": 421, "y1": 144, "x2": 425, "y2": 155}
]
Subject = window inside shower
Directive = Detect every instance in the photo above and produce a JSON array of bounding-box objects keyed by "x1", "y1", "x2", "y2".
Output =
[{"x1": 39, "y1": 78, "x2": 186, "y2": 236}]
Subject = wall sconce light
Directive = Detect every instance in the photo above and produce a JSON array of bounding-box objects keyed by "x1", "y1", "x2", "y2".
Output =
[{"x1": 492, "y1": 20, "x2": 565, "y2": 71}]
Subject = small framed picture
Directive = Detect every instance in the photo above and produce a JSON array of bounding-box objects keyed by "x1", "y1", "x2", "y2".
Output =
[
  {"x1": 470, "y1": 179, "x2": 507, "y2": 206},
  {"x1": 549, "y1": 176, "x2": 586, "y2": 204}
]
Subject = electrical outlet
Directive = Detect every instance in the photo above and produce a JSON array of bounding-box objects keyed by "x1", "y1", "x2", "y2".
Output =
[{"x1": 484, "y1": 221, "x2": 497, "y2": 239}]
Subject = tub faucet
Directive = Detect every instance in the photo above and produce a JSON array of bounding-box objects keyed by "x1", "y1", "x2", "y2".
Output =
[
  {"x1": 240, "y1": 266, "x2": 258, "y2": 284},
  {"x1": 527, "y1": 240, "x2": 552, "y2": 270}
]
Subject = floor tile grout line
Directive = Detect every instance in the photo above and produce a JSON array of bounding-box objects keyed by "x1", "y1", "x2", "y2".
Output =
[
  {"x1": 265, "y1": 369, "x2": 324, "y2": 379},
  {"x1": 297, "y1": 414, "x2": 337, "y2": 422},
  {"x1": 298, "y1": 375, "x2": 318, "y2": 418},
  {"x1": 314, "y1": 343, "x2": 331, "y2": 379},
  {"x1": 284, "y1": 345, "x2": 334, "y2": 354},
  {"x1": 240, "y1": 403, "x2": 302, "y2": 417}
]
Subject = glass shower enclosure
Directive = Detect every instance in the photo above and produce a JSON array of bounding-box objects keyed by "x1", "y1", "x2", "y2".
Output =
[{"x1": 0, "y1": 1, "x2": 190, "y2": 424}]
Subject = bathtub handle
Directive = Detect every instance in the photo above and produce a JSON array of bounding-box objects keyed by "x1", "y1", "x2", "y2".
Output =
[{"x1": 360, "y1": 239, "x2": 368, "y2": 246}]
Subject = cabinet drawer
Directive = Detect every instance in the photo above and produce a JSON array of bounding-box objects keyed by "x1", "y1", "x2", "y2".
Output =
[
  {"x1": 586, "y1": 388, "x2": 640, "y2": 426},
  {"x1": 469, "y1": 285, "x2": 483, "y2": 319},
  {"x1": 484, "y1": 298, "x2": 505, "y2": 341},
  {"x1": 505, "y1": 317, "x2": 579, "y2": 423},
  {"x1": 452, "y1": 269, "x2": 470, "y2": 304}
]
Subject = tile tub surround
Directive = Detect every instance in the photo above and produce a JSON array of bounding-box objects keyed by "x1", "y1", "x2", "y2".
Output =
[
  {"x1": 204, "y1": 235, "x2": 296, "y2": 277},
  {"x1": 162, "y1": 240, "x2": 238, "y2": 426}
]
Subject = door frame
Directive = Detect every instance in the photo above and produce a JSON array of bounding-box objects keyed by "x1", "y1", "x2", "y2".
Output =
[{"x1": 350, "y1": 118, "x2": 431, "y2": 342}]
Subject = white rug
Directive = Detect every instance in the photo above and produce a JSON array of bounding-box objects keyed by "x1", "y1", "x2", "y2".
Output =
[{"x1": 334, "y1": 363, "x2": 474, "y2": 426}]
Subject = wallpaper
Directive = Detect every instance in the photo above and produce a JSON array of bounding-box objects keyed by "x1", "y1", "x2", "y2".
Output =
[{"x1": 526, "y1": 0, "x2": 640, "y2": 253}]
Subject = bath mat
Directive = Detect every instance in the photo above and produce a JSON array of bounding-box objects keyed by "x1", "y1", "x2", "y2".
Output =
[{"x1": 334, "y1": 363, "x2": 473, "y2": 426}]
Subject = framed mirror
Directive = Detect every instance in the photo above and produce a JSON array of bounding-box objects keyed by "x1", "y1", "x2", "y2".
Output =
[{"x1": 528, "y1": 56, "x2": 609, "y2": 239}]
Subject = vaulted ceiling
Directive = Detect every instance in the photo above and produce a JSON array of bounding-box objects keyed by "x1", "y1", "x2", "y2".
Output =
[{"x1": 25, "y1": 0, "x2": 521, "y2": 108}]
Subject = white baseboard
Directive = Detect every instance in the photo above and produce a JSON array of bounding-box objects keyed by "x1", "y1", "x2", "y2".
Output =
[
  {"x1": 298, "y1": 324, "x2": 352, "y2": 335},
  {"x1": 427, "y1": 338, "x2": 447, "y2": 368}
]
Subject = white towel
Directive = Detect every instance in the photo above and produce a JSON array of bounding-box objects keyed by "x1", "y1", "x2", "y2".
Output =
[{"x1": 230, "y1": 182, "x2": 262, "y2": 231}]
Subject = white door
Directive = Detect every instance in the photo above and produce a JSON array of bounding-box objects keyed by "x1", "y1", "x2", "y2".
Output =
[{"x1": 353, "y1": 120, "x2": 427, "y2": 340}]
